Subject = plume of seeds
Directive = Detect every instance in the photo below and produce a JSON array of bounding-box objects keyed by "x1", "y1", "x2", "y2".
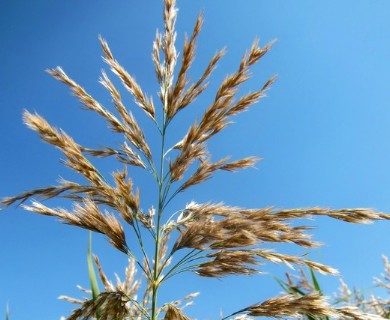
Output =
[
  {"x1": 177, "y1": 156, "x2": 260, "y2": 192},
  {"x1": 47, "y1": 67, "x2": 124, "y2": 129},
  {"x1": 99, "y1": 70, "x2": 151, "y2": 165},
  {"x1": 169, "y1": 40, "x2": 275, "y2": 184},
  {"x1": 94, "y1": 255, "x2": 141, "y2": 298},
  {"x1": 172, "y1": 202, "x2": 388, "y2": 277},
  {"x1": 163, "y1": 305, "x2": 191, "y2": 320},
  {"x1": 99, "y1": 37, "x2": 155, "y2": 123},
  {"x1": 170, "y1": 47, "x2": 226, "y2": 121},
  {"x1": 0, "y1": 180, "x2": 96, "y2": 208},
  {"x1": 66, "y1": 290, "x2": 129, "y2": 320},
  {"x1": 112, "y1": 168, "x2": 140, "y2": 225},
  {"x1": 166, "y1": 14, "x2": 203, "y2": 118},
  {"x1": 336, "y1": 306, "x2": 388, "y2": 320},
  {"x1": 23, "y1": 111, "x2": 104, "y2": 186},
  {"x1": 156, "y1": 0, "x2": 178, "y2": 114},
  {"x1": 60, "y1": 254, "x2": 146, "y2": 318},
  {"x1": 239, "y1": 293, "x2": 339, "y2": 318},
  {"x1": 23, "y1": 199, "x2": 129, "y2": 253},
  {"x1": 49, "y1": 64, "x2": 153, "y2": 161}
]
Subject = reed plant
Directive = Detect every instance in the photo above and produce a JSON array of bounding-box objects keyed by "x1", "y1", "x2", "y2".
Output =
[{"x1": 2, "y1": 0, "x2": 389, "y2": 319}]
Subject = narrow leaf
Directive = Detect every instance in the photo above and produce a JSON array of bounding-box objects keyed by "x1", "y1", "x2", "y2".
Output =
[
  {"x1": 5, "y1": 304, "x2": 9, "y2": 320},
  {"x1": 87, "y1": 232, "x2": 101, "y2": 319},
  {"x1": 274, "y1": 276, "x2": 292, "y2": 294},
  {"x1": 310, "y1": 268, "x2": 323, "y2": 295}
]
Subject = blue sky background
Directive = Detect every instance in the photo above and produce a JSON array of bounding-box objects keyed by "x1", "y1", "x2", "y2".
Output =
[{"x1": 1, "y1": 0, "x2": 390, "y2": 319}]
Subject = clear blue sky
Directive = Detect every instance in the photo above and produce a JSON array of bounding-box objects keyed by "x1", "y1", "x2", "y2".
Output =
[{"x1": 1, "y1": 1, "x2": 390, "y2": 319}]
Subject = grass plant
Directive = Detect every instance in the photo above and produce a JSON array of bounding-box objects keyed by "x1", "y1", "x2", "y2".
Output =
[{"x1": 2, "y1": 0, "x2": 390, "y2": 319}]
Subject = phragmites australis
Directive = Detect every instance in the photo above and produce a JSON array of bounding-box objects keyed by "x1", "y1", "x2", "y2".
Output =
[{"x1": 1, "y1": 0, "x2": 389, "y2": 319}]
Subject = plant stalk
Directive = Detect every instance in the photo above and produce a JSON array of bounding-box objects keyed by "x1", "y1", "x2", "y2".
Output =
[{"x1": 151, "y1": 111, "x2": 168, "y2": 320}]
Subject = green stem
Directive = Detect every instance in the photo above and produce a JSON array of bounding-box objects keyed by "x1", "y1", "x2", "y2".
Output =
[{"x1": 151, "y1": 114, "x2": 168, "y2": 320}]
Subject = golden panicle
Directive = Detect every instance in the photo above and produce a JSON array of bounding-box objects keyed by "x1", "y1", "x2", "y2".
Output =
[
  {"x1": 118, "y1": 142, "x2": 147, "y2": 168},
  {"x1": 66, "y1": 291, "x2": 129, "y2": 320},
  {"x1": 210, "y1": 229, "x2": 258, "y2": 249},
  {"x1": 242, "y1": 38, "x2": 275, "y2": 69},
  {"x1": 183, "y1": 201, "x2": 238, "y2": 219},
  {"x1": 195, "y1": 249, "x2": 339, "y2": 278},
  {"x1": 255, "y1": 250, "x2": 339, "y2": 275},
  {"x1": 170, "y1": 200, "x2": 360, "y2": 278},
  {"x1": 177, "y1": 155, "x2": 260, "y2": 191},
  {"x1": 201, "y1": 39, "x2": 273, "y2": 130},
  {"x1": 23, "y1": 111, "x2": 104, "y2": 186},
  {"x1": 176, "y1": 48, "x2": 226, "y2": 113},
  {"x1": 301, "y1": 260, "x2": 339, "y2": 275},
  {"x1": 196, "y1": 250, "x2": 259, "y2": 277},
  {"x1": 163, "y1": 305, "x2": 191, "y2": 320},
  {"x1": 81, "y1": 146, "x2": 118, "y2": 158},
  {"x1": 219, "y1": 157, "x2": 261, "y2": 172},
  {"x1": 169, "y1": 143, "x2": 207, "y2": 182},
  {"x1": 112, "y1": 168, "x2": 140, "y2": 225},
  {"x1": 274, "y1": 207, "x2": 390, "y2": 224},
  {"x1": 169, "y1": 39, "x2": 274, "y2": 183},
  {"x1": 99, "y1": 36, "x2": 156, "y2": 121},
  {"x1": 90, "y1": 255, "x2": 142, "y2": 317},
  {"x1": 0, "y1": 181, "x2": 97, "y2": 208},
  {"x1": 336, "y1": 306, "x2": 388, "y2": 320},
  {"x1": 226, "y1": 76, "x2": 277, "y2": 117},
  {"x1": 242, "y1": 293, "x2": 339, "y2": 318},
  {"x1": 168, "y1": 14, "x2": 204, "y2": 119},
  {"x1": 82, "y1": 144, "x2": 146, "y2": 169},
  {"x1": 161, "y1": 0, "x2": 178, "y2": 90},
  {"x1": 23, "y1": 199, "x2": 128, "y2": 253},
  {"x1": 99, "y1": 70, "x2": 153, "y2": 161},
  {"x1": 47, "y1": 67, "x2": 126, "y2": 132},
  {"x1": 99, "y1": 71, "x2": 141, "y2": 130},
  {"x1": 153, "y1": 31, "x2": 164, "y2": 86},
  {"x1": 174, "y1": 202, "x2": 322, "y2": 253},
  {"x1": 177, "y1": 157, "x2": 230, "y2": 192},
  {"x1": 57, "y1": 296, "x2": 84, "y2": 305},
  {"x1": 173, "y1": 216, "x2": 222, "y2": 251}
]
